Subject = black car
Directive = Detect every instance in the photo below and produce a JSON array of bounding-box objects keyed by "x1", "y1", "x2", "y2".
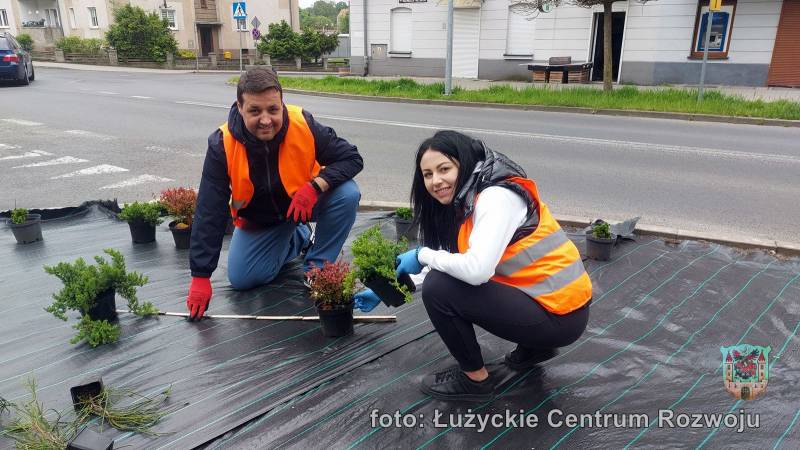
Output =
[{"x1": 0, "y1": 32, "x2": 35, "y2": 85}]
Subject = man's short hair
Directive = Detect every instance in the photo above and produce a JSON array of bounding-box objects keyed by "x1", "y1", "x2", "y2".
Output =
[{"x1": 237, "y1": 67, "x2": 282, "y2": 104}]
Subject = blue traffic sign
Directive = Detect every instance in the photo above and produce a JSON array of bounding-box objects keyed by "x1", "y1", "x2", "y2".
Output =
[{"x1": 232, "y1": 2, "x2": 247, "y2": 19}]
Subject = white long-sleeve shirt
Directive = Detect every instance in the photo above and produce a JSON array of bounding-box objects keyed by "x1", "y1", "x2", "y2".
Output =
[{"x1": 416, "y1": 186, "x2": 529, "y2": 286}]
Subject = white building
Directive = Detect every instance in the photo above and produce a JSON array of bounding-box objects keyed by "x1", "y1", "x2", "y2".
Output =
[
  {"x1": 349, "y1": 0, "x2": 800, "y2": 87},
  {"x1": 0, "y1": 0, "x2": 299, "y2": 56}
]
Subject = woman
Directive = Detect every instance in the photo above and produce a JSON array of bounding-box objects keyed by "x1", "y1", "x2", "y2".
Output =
[{"x1": 356, "y1": 130, "x2": 592, "y2": 402}]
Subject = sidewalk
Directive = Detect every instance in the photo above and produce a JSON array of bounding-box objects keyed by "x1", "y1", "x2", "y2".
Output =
[{"x1": 35, "y1": 61, "x2": 800, "y2": 103}]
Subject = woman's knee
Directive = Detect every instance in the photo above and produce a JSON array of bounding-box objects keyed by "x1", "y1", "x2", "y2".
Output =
[{"x1": 422, "y1": 270, "x2": 458, "y2": 308}]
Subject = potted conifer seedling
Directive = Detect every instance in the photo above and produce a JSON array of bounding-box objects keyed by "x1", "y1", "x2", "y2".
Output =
[
  {"x1": 159, "y1": 187, "x2": 197, "y2": 249},
  {"x1": 352, "y1": 225, "x2": 415, "y2": 308},
  {"x1": 393, "y1": 207, "x2": 419, "y2": 242},
  {"x1": 586, "y1": 221, "x2": 615, "y2": 261},
  {"x1": 306, "y1": 260, "x2": 356, "y2": 337},
  {"x1": 8, "y1": 207, "x2": 43, "y2": 244},
  {"x1": 44, "y1": 249, "x2": 157, "y2": 347},
  {"x1": 118, "y1": 201, "x2": 164, "y2": 244}
]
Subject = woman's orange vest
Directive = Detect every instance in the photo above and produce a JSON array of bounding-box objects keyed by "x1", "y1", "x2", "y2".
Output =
[
  {"x1": 220, "y1": 104, "x2": 321, "y2": 226},
  {"x1": 457, "y1": 177, "x2": 592, "y2": 315}
]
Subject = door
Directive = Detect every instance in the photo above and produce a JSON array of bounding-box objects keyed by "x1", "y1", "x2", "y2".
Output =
[
  {"x1": 199, "y1": 26, "x2": 214, "y2": 56},
  {"x1": 591, "y1": 11, "x2": 625, "y2": 82},
  {"x1": 767, "y1": 0, "x2": 800, "y2": 87},
  {"x1": 452, "y1": 8, "x2": 480, "y2": 78}
]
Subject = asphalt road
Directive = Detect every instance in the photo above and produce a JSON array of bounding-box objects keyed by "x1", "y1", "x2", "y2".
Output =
[{"x1": 2, "y1": 67, "x2": 799, "y2": 244}]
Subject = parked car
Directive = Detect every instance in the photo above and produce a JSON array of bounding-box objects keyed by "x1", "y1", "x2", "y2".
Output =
[{"x1": 0, "y1": 32, "x2": 34, "y2": 85}]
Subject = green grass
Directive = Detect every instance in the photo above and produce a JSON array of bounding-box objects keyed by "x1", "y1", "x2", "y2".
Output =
[{"x1": 227, "y1": 75, "x2": 800, "y2": 120}]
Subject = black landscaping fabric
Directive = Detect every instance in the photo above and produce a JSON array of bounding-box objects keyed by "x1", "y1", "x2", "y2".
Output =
[{"x1": 1, "y1": 205, "x2": 799, "y2": 449}]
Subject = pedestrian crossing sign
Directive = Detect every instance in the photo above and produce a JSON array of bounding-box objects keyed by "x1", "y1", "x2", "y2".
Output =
[{"x1": 232, "y1": 2, "x2": 247, "y2": 19}]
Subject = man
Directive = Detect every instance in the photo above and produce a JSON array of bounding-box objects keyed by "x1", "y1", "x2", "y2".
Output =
[{"x1": 186, "y1": 67, "x2": 363, "y2": 320}]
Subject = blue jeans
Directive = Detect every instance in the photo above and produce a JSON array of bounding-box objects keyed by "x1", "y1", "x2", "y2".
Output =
[{"x1": 227, "y1": 179, "x2": 360, "y2": 290}]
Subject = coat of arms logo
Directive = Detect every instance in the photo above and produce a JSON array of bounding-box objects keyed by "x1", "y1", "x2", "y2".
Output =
[{"x1": 720, "y1": 344, "x2": 770, "y2": 400}]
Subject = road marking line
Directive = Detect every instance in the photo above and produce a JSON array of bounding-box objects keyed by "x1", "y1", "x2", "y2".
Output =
[
  {"x1": 0, "y1": 144, "x2": 19, "y2": 150},
  {"x1": 100, "y1": 174, "x2": 174, "y2": 189},
  {"x1": 314, "y1": 114, "x2": 800, "y2": 165},
  {"x1": 175, "y1": 100, "x2": 229, "y2": 108},
  {"x1": 64, "y1": 130, "x2": 116, "y2": 140},
  {"x1": 98, "y1": 91, "x2": 119, "y2": 95},
  {"x1": 131, "y1": 95, "x2": 152, "y2": 99},
  {"x1": 13, "y1": 156, "x2": 88, "y2": 168},
  {"x1": 145, "y1": 145, "x2": 204, "y2": 157},
  {"x1": 51, "y1": 164, "x2": 128, "y2": 179},
  {"x1": 0, "y1": 150, "x2": 53, "y2": 161},
  {"x1": 1, "y1": 119, "x2": 43, "y2": 126}
]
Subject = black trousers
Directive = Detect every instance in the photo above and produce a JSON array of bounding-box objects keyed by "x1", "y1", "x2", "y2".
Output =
[{"x1": 421, "y1": 270, "x2": 590, "y2": 372}]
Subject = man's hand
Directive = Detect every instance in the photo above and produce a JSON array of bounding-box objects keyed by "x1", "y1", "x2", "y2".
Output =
[
  {"x1": 353, "y1": 289, "x2": 382, "y2": 312},
  {"x1": 396, "y1": 248, "x2": 423, "y2": 278},
  {"x1": 187, "y1": 277, "x2": 212, "y2": 321},
  {"x1": 287, "y1": 182, "x2": 319, "y2": 223}
]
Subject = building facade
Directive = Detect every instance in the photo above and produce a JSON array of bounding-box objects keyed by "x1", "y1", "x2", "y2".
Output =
[
  {"x1": 0, "y1": 0, "x2": 299, "y2": 56},
  {"x1": 349, "y1": 0, "x2": 800, "y2": 87}
]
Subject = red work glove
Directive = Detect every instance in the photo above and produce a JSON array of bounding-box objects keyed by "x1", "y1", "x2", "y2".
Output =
[
  {"x1": 287, "y1": 182, "x2": 319, "y2": 223},
  {"x1": 187, "y1": 277, "x2": 212, "y2": 321}
]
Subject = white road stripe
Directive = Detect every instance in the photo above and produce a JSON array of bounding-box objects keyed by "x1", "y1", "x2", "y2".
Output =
[
  {"x1": 64, "y1": 130, "x2": 115, "y2": 140},
  {"x1": 13, "y1": 156, "x2": 88, "y2": 168},
  {"x1": 0, "y1": 150, "x2": 53, "y2": 161},
  {"x1": 145, "y1": 145, "x2": 204, "y2": 157},
  {"x1": 314, "y1": 114, "x2": 800, "y2": 165},
  {"x1": 0, "y1": 144, "x2": 19, "y2": 150},
  {"x1": 51, "y1": 164, "x2": 128, "y2": 179},
  {"x1": 100, "y1": 174, "x2": 173, "y2": 189},
  {"x1": 1, "y1": 119, "x2": 43, "y2": 126},
  {"x1": 175, "y1": 100, "x2": 229, "y2": 108},
  {"x1": 98, "y1": 91, "x2": 119, "y2": 95},
  {"x1": 131, "y1": 95, "x2": 152, "y2": 99}
]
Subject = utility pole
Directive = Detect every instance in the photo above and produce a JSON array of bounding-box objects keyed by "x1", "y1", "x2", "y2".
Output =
[
  {"x1": 444, "y1": 0, "x2": 453, "y2": 95},
  {"x1": 698, "y1": 6, "x2": 716, "y2": 101}
]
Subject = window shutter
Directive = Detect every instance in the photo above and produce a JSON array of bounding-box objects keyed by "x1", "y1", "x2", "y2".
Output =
[
  {"x1": 506, "y1": 5, "x2": 534, "y2": 55},
  {"x1": 391, "y1": 8, "x2": 412, "y2": 52}
]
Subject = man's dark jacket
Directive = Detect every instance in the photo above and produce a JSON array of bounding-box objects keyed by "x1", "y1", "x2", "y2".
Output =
[{"x1": 190, "y1": 103, "x2": 363, "y2": 277}]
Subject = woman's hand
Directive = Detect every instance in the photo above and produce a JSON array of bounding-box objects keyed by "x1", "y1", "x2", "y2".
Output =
[
  {"x1": 396, "y1": 248, "x2": 423, "y2": 277},
  {"x1": 354, "y1": 289, "x2": 382, "y2": 312}
]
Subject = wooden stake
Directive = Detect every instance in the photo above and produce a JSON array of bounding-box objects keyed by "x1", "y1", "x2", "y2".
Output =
[{"x1": 116, "y1": 310, "x2": 396, "y2": 323}]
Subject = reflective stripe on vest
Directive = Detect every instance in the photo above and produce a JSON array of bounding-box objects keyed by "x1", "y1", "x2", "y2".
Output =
[
  {"x1": 457, "y1": 177, "x2": 592, "y2": 315},
  {"x1": 220, "y1": 104, "x2": 320, "y2": 225}
]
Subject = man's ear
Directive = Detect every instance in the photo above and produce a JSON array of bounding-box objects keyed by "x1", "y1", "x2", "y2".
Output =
[{"x1": 236, "y1": 100, "x2": 244, "y2": 114}]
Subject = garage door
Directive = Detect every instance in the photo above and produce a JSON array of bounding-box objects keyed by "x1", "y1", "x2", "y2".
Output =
[
  {"x1": 453, "y1": 8, "x2": 480, "y2": 79},
  {"x1": 767, "y1": 0, "x2": 800, "y2": 87}
]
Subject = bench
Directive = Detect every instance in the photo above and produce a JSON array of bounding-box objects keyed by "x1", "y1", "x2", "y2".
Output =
[{"x1": 528, "y1": 57, "x2": 593, "y2": 84}]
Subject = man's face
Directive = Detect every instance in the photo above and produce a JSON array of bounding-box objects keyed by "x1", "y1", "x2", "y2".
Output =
[{"x1": 237, "y1": 89, "x2": 283, "y2": 141}]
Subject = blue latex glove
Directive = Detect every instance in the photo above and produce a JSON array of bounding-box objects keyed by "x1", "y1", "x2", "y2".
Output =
[
  {"x1": 353, "y1": 289, "x2": 382, "y2": 313},
  {"x1": 396, "y1": 248, "x2": 423, "y2": 278}
]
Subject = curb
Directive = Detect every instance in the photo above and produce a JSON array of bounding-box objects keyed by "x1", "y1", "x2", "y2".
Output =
[
  {"x1": 358, "y1": 201, "x2": 800, "y2": 258},
  {"x1": 282, "y1": 89, "x2": 800, "y2": 128}
]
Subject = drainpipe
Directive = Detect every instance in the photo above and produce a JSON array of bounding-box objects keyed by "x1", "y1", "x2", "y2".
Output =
[{"x1": 362, "y1": 0, "x2": 369, "y2": 75}]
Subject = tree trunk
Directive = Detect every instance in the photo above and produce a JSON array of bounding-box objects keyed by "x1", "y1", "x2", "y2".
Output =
[{"x1": 603, "y1": 1, "x2": 613, "y2": 92}]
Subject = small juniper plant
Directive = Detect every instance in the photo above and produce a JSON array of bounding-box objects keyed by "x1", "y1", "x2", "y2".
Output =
[
  {"x1": 44, "y1": 249, "x2": 157, "y2": 347},
  {"x1": 591, "y1": 221, "x2": 612, "y2": 239},
  {"x1": 351, "y1": 225, "x2": 412, "y2": 303},
  {"x1": 305, "y1": 261, "x2": 356, "y2": 310},
  {"x1": 118, "y1": 201, "x2": 164, "y2": 226},
  {"x1": 10, "y1": 208, "x2": 28, "y2": 225},
  {"x1": 394, "y1": 207, "x2": 413, "y2": 220}
]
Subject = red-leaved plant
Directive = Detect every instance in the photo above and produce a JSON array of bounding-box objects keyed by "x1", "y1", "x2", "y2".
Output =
[
  {"x1": 305, "y1": 261, "x2": 356, "y2": 310},
  {"x1": 159, "y1": 187, "x2": 197, "y2": 228}
]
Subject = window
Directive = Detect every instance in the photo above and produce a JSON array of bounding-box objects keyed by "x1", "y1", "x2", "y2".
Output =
[
  {"x1": 390, "y1": 7, "x2": 412, "y2": 53},
  {"x1": 506, "y1": 4, "x2": 534, "y2": 56},
  {"x1": 161, "y1": 9, "x2": 176, "y2": 29},
  {"x1": 690, "y1": 0, "x2": 736, "y2": 59},
  {"x1": 236, "y1": 18, "x2": 247, "y2": 31},
  {"x1": 69, "y1": 8, "x2": 76, "y2": 29},
  {"x1": 88, "y1": 7, "x2": 99, "y2": 28},
  {"x1": 0, "y1": 9, "x2": 9, "y2": 28},
  {"x1": 200, "y1": 0, "x2": 207, "y2": 8},
  {"x1": 46, "y1": 9, "x2": 61, "y2": 28}
]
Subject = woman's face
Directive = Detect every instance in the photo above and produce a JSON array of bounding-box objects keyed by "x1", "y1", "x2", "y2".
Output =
[{"x1": 420, "y1": 149, "x2": 460, "y2": 205}]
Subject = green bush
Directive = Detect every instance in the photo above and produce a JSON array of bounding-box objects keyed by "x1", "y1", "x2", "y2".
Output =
[
  {"x1": 105, "y1": 5, "x2": 177, "y2": 62},
  {"x1": 257, "y1": 20, "x2": 301, "y2": 61},
  {"x1": 16, "y1": 34, "x2": 34, "y2": 52},
  {"x1": 10, "y1": 208, "x2": 28, "y2": 225},
  {"x1": 118, "y1": 201, "x2": 164, "y2": 226},
  {"x1": 394, "y1": 207, "x2": 412, "y2": 220},
  {"x1": 351, "y1": 225, "x2": 412, "y2": 303},
  {"x1": 55, "y1": 36, "x2": 105, "y2": 55},
  {"x1": 592, "y1": 222, "x2": 612, "y2": 239},
  {"x1": 176, "y1": 49, "x2": 196, "y2": 59}
]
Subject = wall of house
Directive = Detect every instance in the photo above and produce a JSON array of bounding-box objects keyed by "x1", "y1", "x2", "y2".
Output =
[
  {"x1": 215, "y1": 0, "x2": 295, "y2": 54},
  {"x1": 0, "y1": 0, "x2": 20, "y2": 35}
]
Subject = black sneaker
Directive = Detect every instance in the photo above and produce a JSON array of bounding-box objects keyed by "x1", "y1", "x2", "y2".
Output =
[
  {"x1": 420, "y1": 366, "x2": 494, "y2": 402},
  {"x1": 504, "y1": 346, "x2": 558, "y2": 371},
  {"x1": 303, "y1": 275, "x2": 312, "y2": 290}
]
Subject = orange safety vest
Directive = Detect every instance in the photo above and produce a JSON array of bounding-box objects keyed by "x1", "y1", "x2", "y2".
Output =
[
  {"x1": 220, "y1": 104, "x2": 321, "y2": 226},
  {"x1": 457, "y1": 177, "x2": 592, "y2": 315}
]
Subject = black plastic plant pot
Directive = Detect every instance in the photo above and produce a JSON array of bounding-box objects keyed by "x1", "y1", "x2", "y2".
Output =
[
  {"x1": 317, "y1": 305, "x2": 354, "y2": 337},
  {"x1": 69, "y1": 376, "x2": 105, "y2": 412},
  {"x1": 9, "y1": 213, "x2": 43, "y2": 244},
  {"x1": 394, "y1": 217, "x2": 419, "y2": 242},
  {"x1": 168, "y1": 221, "x2": 191, "y2": 249},
  {"x1": 86, "y1": 289, "x2": 118, "y2": 322},
  {"x1": 67, "y1": 426, "x2": 114, "y2": 450},
  {"x1": 586, "y1": 233, "x2": 615, "y2": 261},
  {"x1": 127, "y1": 220, "x2": 156, "y2": 244},
  {"x1": 363, "y1": 273, "x2": 416, "y2": 308}
]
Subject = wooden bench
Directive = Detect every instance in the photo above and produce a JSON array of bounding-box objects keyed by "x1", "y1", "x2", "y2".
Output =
[{"x1": 529, "y1": 57, "x2": 593, "y2": 84}]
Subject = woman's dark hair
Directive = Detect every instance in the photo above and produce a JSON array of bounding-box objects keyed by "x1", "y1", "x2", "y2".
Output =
[{"x1": 410, "y1": 130, "x2": 485, "y2": 251}]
